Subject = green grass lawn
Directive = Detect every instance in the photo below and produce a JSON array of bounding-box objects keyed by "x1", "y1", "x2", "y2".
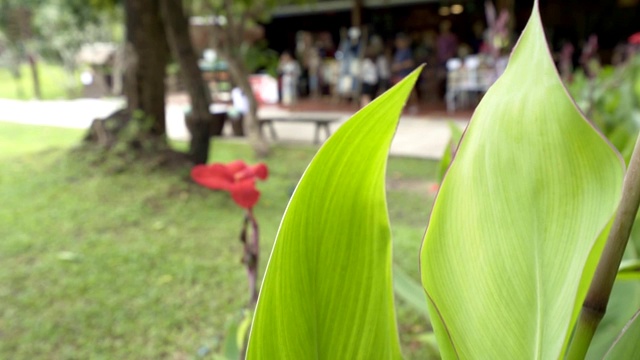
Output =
[
  {"x1": 0, "y1": 63, "x2": 80, "y2": 100},
  {"x1": 0, "y1": 121, "x2": 438, "y2": 359}
]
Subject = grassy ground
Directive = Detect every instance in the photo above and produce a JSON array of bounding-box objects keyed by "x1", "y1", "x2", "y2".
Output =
[
  {"x1": 0, "y1": 121, "x2": 438, "y2": 359},
  {"x1": 0, "y1": 63, "x2": 79, "y2": 100}
]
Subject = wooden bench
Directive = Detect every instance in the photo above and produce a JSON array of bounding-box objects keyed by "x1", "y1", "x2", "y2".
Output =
[{"x1": 258, "y1": 117, "x2": 341, "y2": 144}]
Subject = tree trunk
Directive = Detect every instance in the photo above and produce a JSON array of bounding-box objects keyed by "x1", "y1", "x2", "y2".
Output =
[
  {"x1": 81, "y1": 0, "x2": 190, "y2": 168},
  {"x1": 226, "y1": 57, "x2": 269, "y2": 157},
  {"x1": 111, "y1": 44, "x2": 125, "y2": 96},
  {"x1": 160, "y1": 0, "x2": 214, "y2": 164},
  {"x1": 27, "y1": 53, "x2": 41, "y2": 99},
  {"x1": 124, "y1": 0, "x2": 169, "y2": 139},
  {"x1": 10, "y1": 64, "x2": 24, "y2": 99}
]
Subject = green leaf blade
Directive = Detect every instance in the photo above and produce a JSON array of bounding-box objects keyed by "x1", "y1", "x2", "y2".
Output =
[
  {"x1": 420, "y1": 4, "x2": 624, "y2": 360},
  {"x1": 393, "y1": 264, "x2": 430, "y2": 322},
  {"x1": 246, "y1": 68, "x2": 423, "y2": 359},
  {"x1": 585, "y1": 280, "x2": 640, "y2": 359},
  {"x1": 603, "y1": 309, "x2": 640, "y2": 360}
]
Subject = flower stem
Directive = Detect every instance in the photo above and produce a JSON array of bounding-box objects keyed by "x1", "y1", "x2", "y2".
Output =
[
  {"x1": 567, "y1": 133, "x2": 640, "y2": 359},
  {"x1": 239, "y1": 209, "x2": 260, "y2": 307},
  {"x1": 246, "y1": 208, "x2": 260, "y2": 307},
  {"x1": 239, "y1": 208, "x2": 260, "y2": 360}
]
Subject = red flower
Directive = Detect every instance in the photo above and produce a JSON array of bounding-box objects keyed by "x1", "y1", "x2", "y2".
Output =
[
  {"x1": 630, "y1": 32, "x2": 640, "y2": 45},
  {"x1": 191, "y1": 160, "x2": 269, "y2": 209}
]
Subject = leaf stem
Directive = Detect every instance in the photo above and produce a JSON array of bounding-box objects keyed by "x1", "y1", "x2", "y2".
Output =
[{"x1": 567, "y1": 133, "x2": 640, "y2": 359}]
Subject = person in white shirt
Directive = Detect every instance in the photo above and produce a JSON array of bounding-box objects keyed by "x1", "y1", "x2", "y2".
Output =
[
  {"x1": 278, "y1": 51, "x2": 301, "y2": 106},
  {"x1": 360, "y1": 49, "x2": 379, "y2": 107},
  {"x1": 376, "y1": 50, "x2": 391, "y2": 94}
]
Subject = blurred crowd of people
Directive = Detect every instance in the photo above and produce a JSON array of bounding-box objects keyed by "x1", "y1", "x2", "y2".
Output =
[
  {"x1": 274, "y1": 4, "x2": 640, "y2": 112},
  {"x1": 557, "y1": 30, "x2": 640, "y2": 84},
  {"x1": 275, "y1": 10, "x2": 513, "y2": 111}
]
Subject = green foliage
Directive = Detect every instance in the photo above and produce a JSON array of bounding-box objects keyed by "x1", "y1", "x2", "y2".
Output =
[
  {"x1": 0, "y1": 62, "x2": 80, "y2": 99},
  {"x1": 4, "y1": 1, "x2": 639, "y2": 358},
  {"x1": 33, "y1": 0, "x2": 119, "y2": 64},
  {"x1": 243, "y1": 40, "x2": 279, "y2": 77},
  {"x1": 51, "y1": 0, "x2": 104, "y2": 27},
  {"x1": 217, "y1": 310, "x2": 252, "y2": 360},
  {"x1": 585, "y1": 281, "x2": 640, "y2": 359},
  {"x1": 88, "y1": 0, "x2": 120, "y2": 10},
  {"x1": 0, "y1": 121, "x2": 437, "y2": 359},
  {"x1": 0, "y1": 0, "x2": 118, "y2": 100},
  {"x1": 569, "y1": 54, "x2": 640, "y2": 163},
  {"x1": 244, "y1": 2, "x2": 640, "y2": 360},
  {"x1": 247, "y1": 68, "x2": 422, "y2": 359},
  {"x1": 566, "y1": 29, "x2": 640, "y2": 360},
  {"x1": 392, "y1": 265, "x2": 429, "y2": 321},
  {"x1": 421, "y1": 5, "x2": 623, "y2": 358},
  {"x1": 0, "y1": 0, "x2": 39, "y2": 43},
  {"x1": 124, "y1": 110, "x2": 155, "y2": 138},
  {"x1": 602, "y1": 310, "x2": 640, "y2": 359},
  {"x1": 1, "y1": 147, "x2": 251, "y2": 359},
  {"x1": 0, "y1": 122, "x2": 84, "y2": 159}
]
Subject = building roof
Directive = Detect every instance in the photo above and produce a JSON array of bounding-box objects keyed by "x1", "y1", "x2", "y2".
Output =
[
  {"x1": 75, "y1": 42, "x2": 117, "y2": 65},
  {"x1": 272, "y1": 0, "x2": 438, "y2": 18}
]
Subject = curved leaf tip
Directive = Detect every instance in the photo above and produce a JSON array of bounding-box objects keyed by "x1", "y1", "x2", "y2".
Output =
[
  {"x1": 246, "y1": 68, "x2": 422, "y2": 359},
  {"x1": 420, "y1": 3, "x2": 623, "y2": 360}
]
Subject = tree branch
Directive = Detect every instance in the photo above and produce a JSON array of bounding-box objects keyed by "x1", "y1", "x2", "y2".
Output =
[{"x1": 222, "y1": 0, "x2": 238, "y2": 46}]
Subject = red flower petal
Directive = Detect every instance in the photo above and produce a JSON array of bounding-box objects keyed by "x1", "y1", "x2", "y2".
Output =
[
  {"x1": 250, "y1": 163, "x2": 269, "y2": 180},
  {"x1": 190, "y1": 164, "x2": 210, "y2": 179},
  {"x1": 194, "y1": 176, "x2": 233, "y2": 191},
  {"x1": 191, "y1": 161, "x2": 267, "y2": 207},
  {"x1": 234, "y1": 168, "x2": 254, "y2": 182},
  {"x1": 234, "y1": 163, "x2": 269, "y2": 182},
  {"x1": 229, "y1": 179, "x2": 260, "y2": 209},
  {"x1": 192, "y1": 163, "x2": 233, "y2": 180},
  {"x1": 191, "y1": 163, "x2": 233, "y2": 190},
  {"x1": 226, "y1": 160, "x2": 248, "y2": 175}
]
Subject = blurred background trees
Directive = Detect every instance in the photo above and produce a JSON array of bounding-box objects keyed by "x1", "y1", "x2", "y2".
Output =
[
  {"x1": 33, "y1": 0, "x2": 118, "y2": 97},
  {"x1": 0, "y1": 0, "x2": 307, "y2": 162},
  {"x1": 0, "y1": 0, "x2": 42, "y2": 98}
]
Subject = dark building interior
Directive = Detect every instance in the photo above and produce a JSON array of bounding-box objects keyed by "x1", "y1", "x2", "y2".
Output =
[{"x1": 264, "y1": 0, "x2": 640, "y2": 62}]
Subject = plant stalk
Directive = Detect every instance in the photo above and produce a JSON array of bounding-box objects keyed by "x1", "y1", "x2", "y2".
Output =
[
  {"x1": 239, "y1": 208, "x2": 260, "y2": 360},
  {"x1": 239, "y1": 210, "x2": 260, "y2": 307},
  {"x1": 567, "y1": 133, "x2": 640, "y2": 359},
  {"x1": 246, "y1": 208, "x2": 260, "y2": 307}
]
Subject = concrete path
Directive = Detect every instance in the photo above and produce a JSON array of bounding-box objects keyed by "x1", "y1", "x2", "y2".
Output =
[{"x1": 0, "y1": 98, "x2": 469, "y2": 159}]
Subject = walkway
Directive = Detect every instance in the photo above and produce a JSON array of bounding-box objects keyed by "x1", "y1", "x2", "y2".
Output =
[{"x1": 0, "y1": 97, "x2": 470, "y2": 159}]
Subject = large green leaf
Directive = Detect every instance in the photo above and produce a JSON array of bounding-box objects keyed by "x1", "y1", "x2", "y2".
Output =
[
  {"x1": 586, "y1": 280, "x2": 640, "y2": 359},
  {"x1": 246, "y1": 68, "x2": 422, "y2": 359},
  {"x1": 617, "y1": 259, "x2": 640, "y2": 281},
  {"x1": 603, "y1": 309, "x2": 640, "y2": 359},
  {"x1": 420, "y1": 2, "x2": 624, "y2": 359}
]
